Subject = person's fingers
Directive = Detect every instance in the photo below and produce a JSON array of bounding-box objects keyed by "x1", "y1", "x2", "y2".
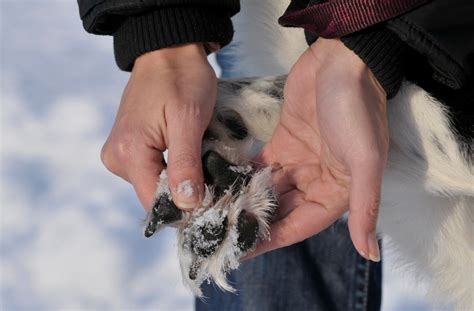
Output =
[
  {"x1": 243, "y1": 201, "x2": 341, "y2": 260},
  {"x1": 166, "y1": 109, "x2": 207, "y2": 210},
  {"x1": 100, "y1": 139, "x2": 131, "y2": 183},
  {"x1": 272, "y1": 189, "x2": 305, "y2": 221},
  {"x1": 270, "y1": 167, "x2": 295, "y2": 195},
  {"x1": 347, "y1": 161, "x2": 384, "y2": 262},
  {"x1": 252, "y1": 140, "x2": 275, "y2": 168},
  {"x1": 253, "y1": 144, "x2": 295, "y2": 196},
  {"x1": 101, "y1": 138, "x2": 164, "y2": 210},
  {"x1": 128, "y1": 150, "x2": 165, "y2": 211}
]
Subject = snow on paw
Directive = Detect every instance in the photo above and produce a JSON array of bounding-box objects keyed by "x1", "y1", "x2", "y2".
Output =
[{"x1": 143, "y1": 151, "x2": 277, "y2": 297}]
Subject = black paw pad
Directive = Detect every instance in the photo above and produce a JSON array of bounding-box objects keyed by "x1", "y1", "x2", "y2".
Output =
[
  {"x1": 236, "y1": 210, "x2": 259, "y2": 252},
  {"x1": 144, "y1": 195, "x2": 183, "y2": 238},
  {"x1": 202, "y1": 151, "x2": 250, "y2": 197},
  {"x1": 191, "y1": 216, "x2": 228, "y2": 258}
]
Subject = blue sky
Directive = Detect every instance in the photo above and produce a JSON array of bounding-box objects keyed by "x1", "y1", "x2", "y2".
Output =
[{"x1": 0, "y1": 1, "x2": 435, "y2": 310}]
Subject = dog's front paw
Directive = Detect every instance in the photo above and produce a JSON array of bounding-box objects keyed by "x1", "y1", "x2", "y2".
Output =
[{"x1": 143, "y1": 151, "x2": 276, "y2": 296}]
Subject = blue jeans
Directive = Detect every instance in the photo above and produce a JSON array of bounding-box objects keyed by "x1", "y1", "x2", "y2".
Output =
[
  {"x1": 195, "y1": 221, "x2": 382, "y2": 311},
  {"x1": 195, "y1": 49, "x2": 382, "y2": 311}
]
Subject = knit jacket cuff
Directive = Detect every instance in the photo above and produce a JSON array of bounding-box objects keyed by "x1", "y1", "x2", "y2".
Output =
[
  {"x1": 113, "y1": 7, "x2": 234, "y2": 71},
  {"x1": 341, "y1": 26, "x2": 408, "y2": 99}
]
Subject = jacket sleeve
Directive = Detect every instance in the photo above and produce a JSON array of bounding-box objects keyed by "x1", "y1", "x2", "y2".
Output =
[
  {"x1": 387, "y1": 0, "x2": 474, "y2": 90},
  {"x1": 77, "y1": 0, "x2": 240, "y2": 71},
  {"x1": 280, "y1": 0, "x2": 428, "y2": 98},
  {"x1": 281, "y1": 0, "x2": 474, "y2": 98},
  {"x1": 340, "y1": 26, "x2": 409, "y2": 99}
]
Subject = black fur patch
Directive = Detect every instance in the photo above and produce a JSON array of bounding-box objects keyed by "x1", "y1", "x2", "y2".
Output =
[
  {"x1": 222, "y1": 80, "x2": 252, "y2": 92},
  {"x1": 432, "y1": 135, "x2": 448, "y2": 156},
  {"x1": 265, "y1": 86, "x2": 284, "y2": 100},
  {"x1": 265, "y1": 76, "x2": 286, "y2": 100}
]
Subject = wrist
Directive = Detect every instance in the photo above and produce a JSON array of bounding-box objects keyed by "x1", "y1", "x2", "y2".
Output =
[
  {"x1": 113, "y1": 7, "x2": 234, "y2": 71},
  {"x1": 310, "y1": 38, "x2": 386, "y2": 98},
  {"x1": 341, "y1": 27, "x2": 408, "y2": 99},
  {"x1": 310, "y1": 38, "x2": 367, "y2": 75},
  {"x1": 134, "y1": 43, "x2": 208, "y2": 70}
]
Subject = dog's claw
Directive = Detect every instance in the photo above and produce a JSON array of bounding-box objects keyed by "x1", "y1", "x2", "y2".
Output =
[
  {"x1": 144, "y1": 195, "x2": 184, "y2": 238},
  {"x1": 144, "y1": 218, "x2": 159, "y2": 238}
]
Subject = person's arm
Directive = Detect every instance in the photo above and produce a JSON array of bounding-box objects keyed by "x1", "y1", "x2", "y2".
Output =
[
  {"x1": 387, "y1": 0, "x2": 474, "y2": 89},
  {"x1": 77, "y1": 0, "x2": 240, "y2": 70},
  {"x1": 77, "y1": 1, "x2": 239, "y2": 212}
]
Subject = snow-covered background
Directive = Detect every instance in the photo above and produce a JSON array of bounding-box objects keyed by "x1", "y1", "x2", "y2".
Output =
[{"x1": 1, "y1": 1, "x2": 436, "y2": 310}]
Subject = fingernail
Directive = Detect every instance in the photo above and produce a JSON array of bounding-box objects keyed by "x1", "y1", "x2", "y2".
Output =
[
  {"x1": 177, "y1": 202, "x2": 198, "y2": 209},
  {"x1": 368, "y1": 232, "x2": 380, "y2": 262},
  {"x1": 175, "y1": 180, "x2": 199, "y2": 209}
]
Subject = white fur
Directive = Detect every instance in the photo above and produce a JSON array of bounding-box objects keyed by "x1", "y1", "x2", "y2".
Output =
[
  {"x1": 226, "y1": 1, "x2": 474, "y2": 310},
  {"x1": 380, "y1": 84, "x2": 474, "y2": 310},
  {"x1": 222, "y1": 1, "x2": 305, "y2": 77}
]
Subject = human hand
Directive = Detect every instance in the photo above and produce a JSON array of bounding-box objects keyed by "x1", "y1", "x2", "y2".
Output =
[
  {"x1": 100, "y1": 43, "x2": 217, "y2": 210},
  {"x1": 249, "y1": 38, "x2": 388, "y2": 261}
]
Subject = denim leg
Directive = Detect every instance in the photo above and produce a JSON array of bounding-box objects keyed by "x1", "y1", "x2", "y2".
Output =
[{"x1": 195, "y1": 220, "x2": 382, "y2": 311}]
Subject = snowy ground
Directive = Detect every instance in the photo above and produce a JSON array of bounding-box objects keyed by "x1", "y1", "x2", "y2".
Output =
[{"x1": 1, "y1": 1, "x2": 436, "y2": 310}]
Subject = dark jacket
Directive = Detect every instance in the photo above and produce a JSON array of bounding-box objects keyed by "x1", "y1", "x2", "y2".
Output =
[
  {"x1": 78, "y1": 0, "x2": 239, "y2": 71},
  {"x1": 285, "y1": 0, "x2": 474, "y2": 96},
  {"x1": 77, "y1": 0, "x2": 474, "y2": 99}
]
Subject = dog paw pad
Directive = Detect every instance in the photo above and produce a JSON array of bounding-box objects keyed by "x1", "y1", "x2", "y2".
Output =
[
  {"x1": 236, "y1": 210, "x2": 259, "y2": 252},
  {"x1": 190, "y1": 214, "x2": 228, "y2": 258}
]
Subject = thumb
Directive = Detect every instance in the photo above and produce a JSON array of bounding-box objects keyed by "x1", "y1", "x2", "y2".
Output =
[
  {"x1": 166, "y1": 114, "x2": 206, "y2": 210},
  {"x1": 252, "y1": 124, "x2": 283, "y2": 167},
  {"x1": 252, "y1": 143, "x2": 274, "y2": 168},
  {"x1": 347, "y1": 161, "x2": 384, "y2": 262},
  {"x1": 128, "y1": 148, "x2": 165, "y2": 211}
]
